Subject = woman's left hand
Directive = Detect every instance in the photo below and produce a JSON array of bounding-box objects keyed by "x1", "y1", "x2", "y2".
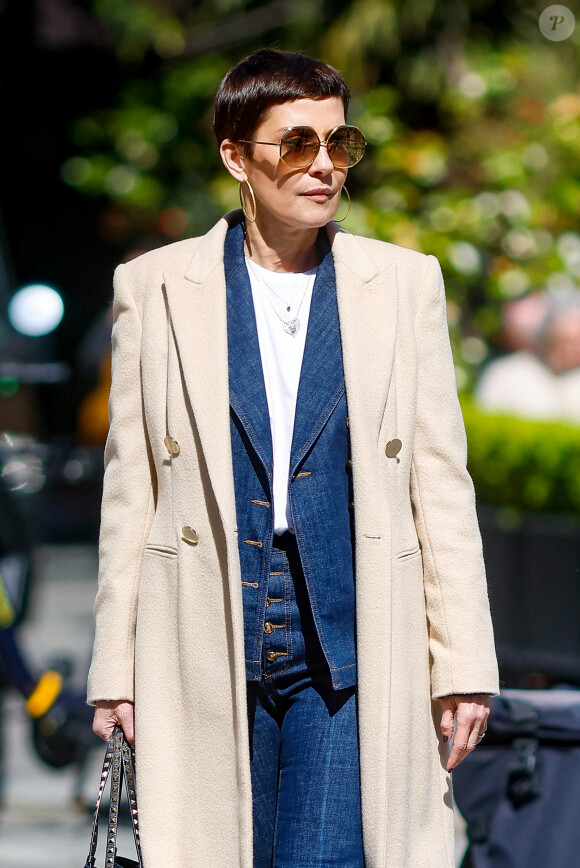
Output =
[{"x1": 440, "y1": 694, "x2": 491, "y2": 771}]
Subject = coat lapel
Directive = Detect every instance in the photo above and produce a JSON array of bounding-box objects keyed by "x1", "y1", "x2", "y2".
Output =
[
  {"x1": 290, "y1": 234, "x2": 345, "y2": 473},
  {"x1": 225, "y1": 222, "x2": 273, "y2": 479},
  {"x1": 327, "y1": 224, "x2": 399, "y2": 455},
  {"x1": 162, "y1": 216, "x2": 237, "y2": 531}
]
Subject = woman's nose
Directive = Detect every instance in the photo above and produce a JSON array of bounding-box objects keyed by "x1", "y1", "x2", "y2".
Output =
[{"x1": 309, "y1": 142, "x2": 335, "y2": 174}]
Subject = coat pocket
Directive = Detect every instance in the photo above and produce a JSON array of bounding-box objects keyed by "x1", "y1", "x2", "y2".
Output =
[
  {"x1": 395, "y1": 544, "x2": 421, "y2": 562},
  {"x1": 144, "y1": 542, "x2": 178, "y2": 558}
]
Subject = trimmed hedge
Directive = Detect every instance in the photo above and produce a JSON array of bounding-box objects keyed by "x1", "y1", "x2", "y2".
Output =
[{"x1": 461, "y1": 399, "x2": 580, "y2": 516}]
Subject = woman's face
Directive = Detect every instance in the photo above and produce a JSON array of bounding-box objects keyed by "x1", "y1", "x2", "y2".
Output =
[{"x1": 226, "y1": 96, "x2": 348, "y2": 233}]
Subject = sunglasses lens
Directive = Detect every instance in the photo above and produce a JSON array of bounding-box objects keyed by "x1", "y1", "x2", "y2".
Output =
[
  {"x1": 279, "y1": 126, "x2": 366, "y2": 168},
  {"x1": 328, "y1": 126, "x2": 366, "y2": 167},
  {"x1": 280, "y1": 128, "x2": 320, "y2": 167}
]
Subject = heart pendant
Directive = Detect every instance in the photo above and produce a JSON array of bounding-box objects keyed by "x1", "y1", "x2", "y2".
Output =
[{"x1": 282, "y1": 319, "x2": 300, "y2": 337}]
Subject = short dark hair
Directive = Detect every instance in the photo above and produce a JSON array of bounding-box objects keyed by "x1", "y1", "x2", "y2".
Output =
[{"x1": 212, "y1": 48, "x2": 350, "y2": 150}]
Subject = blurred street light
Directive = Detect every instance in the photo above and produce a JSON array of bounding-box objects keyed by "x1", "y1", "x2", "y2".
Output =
[{"x1": 8, "y1": 284, "x2": 64, "y2": 337}]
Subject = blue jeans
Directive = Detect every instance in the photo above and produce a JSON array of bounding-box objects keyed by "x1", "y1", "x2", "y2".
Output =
[{"x1": 247, "y1": 534, "x2": 364, "y2": 868}]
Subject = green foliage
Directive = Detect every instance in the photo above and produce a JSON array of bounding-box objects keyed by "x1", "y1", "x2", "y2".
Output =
[
  {"x1": 63, "y1": 0, "x2": 580, "y2": 389},
  {"x1": 340, "y1": 13, "x2": 580, "y2": 388},
  {"x1": 462, "y1": 399, "x2": 580, "y2": 515},
  {"x1": 60, "y1": 0, "x2": 580, "y2": 517}
]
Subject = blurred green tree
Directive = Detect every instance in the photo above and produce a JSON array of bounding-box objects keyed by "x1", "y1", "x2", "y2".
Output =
[{"x1": 61, "y1": 0, "x2": 580, "y2": 389}]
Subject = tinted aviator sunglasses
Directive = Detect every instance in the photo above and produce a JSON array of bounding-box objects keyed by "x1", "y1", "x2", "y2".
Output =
[{"x1": 239, "y1": 124, "x2": 366, "y2": 169}]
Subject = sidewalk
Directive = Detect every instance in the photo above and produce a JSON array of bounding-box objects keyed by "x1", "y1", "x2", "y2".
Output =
[{"x1": 0, "y1": 545, "x2": 133, "y2": 868}]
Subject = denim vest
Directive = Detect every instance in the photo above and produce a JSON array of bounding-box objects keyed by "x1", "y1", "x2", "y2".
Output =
[{"x1": 226, "y1": 220, "x2": 356, "y2": 690}]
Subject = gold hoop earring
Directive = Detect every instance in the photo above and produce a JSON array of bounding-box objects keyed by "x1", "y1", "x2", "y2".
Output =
[
  {"x1": 334, "y1": 186, "x2": 351, "y2": 223},
  {"x1": 239, "y1": 178, "x2": 257, "y2": 224}
]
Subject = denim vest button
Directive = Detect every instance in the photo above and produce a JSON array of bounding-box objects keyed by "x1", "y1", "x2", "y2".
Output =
[
  {"x1": 266, "y1": 651, "x2": 279, "y2": 662},
  {"x1": 264, "y1": 622, "x2": 274, "y2": 634}
]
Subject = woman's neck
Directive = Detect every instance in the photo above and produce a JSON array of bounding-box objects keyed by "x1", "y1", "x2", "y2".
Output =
[{"x1": 244, "y1": 220, "x2": 320, "y2": 273}]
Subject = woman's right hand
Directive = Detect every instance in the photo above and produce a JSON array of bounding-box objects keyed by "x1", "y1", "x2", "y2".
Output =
[{"x1": 93, "y1": 700, "x2": 135, "y2": 747}]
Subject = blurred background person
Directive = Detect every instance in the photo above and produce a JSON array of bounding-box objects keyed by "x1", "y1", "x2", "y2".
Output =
[
  {"x1": 498, "y1": 292, "x2": 550, "y2": 353},
  {"x1": 475, "y1": 291, "x2": 580, "y2": 424}
]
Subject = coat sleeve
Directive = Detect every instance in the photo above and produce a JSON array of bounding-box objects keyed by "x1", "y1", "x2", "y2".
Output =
[
  {"x1": 87, "y1": 263, "x2": 157, "y2": 705},
  {"x1": 410, "y1": 255, "x2": 499, "y2": 699}
]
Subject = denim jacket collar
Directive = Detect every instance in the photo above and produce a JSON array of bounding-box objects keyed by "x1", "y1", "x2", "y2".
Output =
[
  {"x1": 224, "y1": 219, "x2": 344, "y2": 484},
  {"x1": 225, "y1": 221, "x2": 273, "y2": 476}
]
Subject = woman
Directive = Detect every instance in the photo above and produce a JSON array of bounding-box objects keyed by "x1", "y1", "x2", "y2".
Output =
[{"x1": 89, "y1": 48, "x2": 498, "y2": 868}]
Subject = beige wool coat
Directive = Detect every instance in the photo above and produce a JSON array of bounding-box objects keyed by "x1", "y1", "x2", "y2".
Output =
[{"x1": 88, "y1": 210, "x2": 499, "y2": 868}]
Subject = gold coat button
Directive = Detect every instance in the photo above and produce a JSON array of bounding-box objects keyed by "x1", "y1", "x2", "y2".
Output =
[
  {"x1": 264, "y1": 622, "x2": 274, "y2": 634},
  {"x1": 266, "y1": 651, "x2": 279, "y2": 662},
  {"x1": 164, "y1": 436, "x2": 180, "y2": 456},
  {"x1": 182, "y1": 526, "x2": 199, "y2": 545},
  {"x1": 385, "y1": 439, "x2": 402, "y2": 458}
]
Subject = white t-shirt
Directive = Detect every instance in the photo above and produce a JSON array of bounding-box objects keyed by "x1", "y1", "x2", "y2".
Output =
[{"x1": 245, "y1": 257, "x2": 317, "y2": 534}]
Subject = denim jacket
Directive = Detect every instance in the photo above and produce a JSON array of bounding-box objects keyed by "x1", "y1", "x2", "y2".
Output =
[{"x1": 226, "y1": 220, "x2": 356, "y2": 690}]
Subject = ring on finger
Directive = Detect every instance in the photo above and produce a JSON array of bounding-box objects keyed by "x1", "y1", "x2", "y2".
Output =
[{"x1": 477, "y1": 732, "x2": 486, "y2": 740}]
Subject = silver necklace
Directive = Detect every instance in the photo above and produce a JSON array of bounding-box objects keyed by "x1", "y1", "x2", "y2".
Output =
[
  {"x1": 254, "y1": 264, "x2": 308, "y2": 311},
  {"x1": 246, "y1": 257, "x2": 316, "y2": 337}
]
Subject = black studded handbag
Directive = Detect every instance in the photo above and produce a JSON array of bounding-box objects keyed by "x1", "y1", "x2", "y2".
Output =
[{"x1": 84, "y1": 725, "x2": 142, "y2": 868}]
